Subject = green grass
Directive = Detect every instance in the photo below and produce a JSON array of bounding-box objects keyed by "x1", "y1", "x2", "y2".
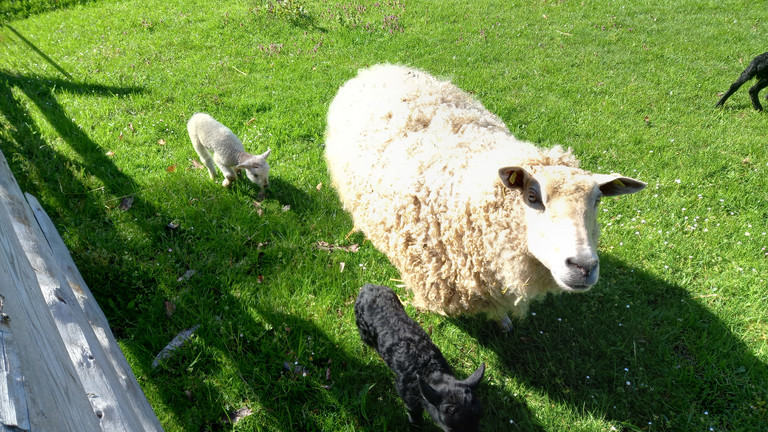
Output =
[{"x1": 1, "y1": 0, "x2": 767, "y2": 430}]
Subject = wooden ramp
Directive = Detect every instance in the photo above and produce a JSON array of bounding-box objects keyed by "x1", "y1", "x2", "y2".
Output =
[{"x1": 0, "y1": 149, "x2": 163, "y2": 432}]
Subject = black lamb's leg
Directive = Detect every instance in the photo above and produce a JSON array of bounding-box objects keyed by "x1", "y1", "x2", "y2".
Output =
[
  {"x1": 716, "y1": 64, "x2": 756, "y2": 107},
  {"x1": 406, "y1": 407, "x2": 424, "y2": 429},
  {"x1": 748, "y1": 78, "x2": 768, "y2": 111},
  {"x1": 717, "y1": 78, "x2": 747, "y2": 107}
]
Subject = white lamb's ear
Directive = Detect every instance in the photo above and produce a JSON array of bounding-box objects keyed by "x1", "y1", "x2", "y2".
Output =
[
  {"x1": 498, "y1": 166, "x2": 530, "y2": 191},
  {"x1": 236, "y1": 160, "x2": 261, "y2": 170},
  {"x1": 592, "y1": 174, "x2": 647, "y2": 197},
  {"x1": 260, "y1": 148, "x2": 271, "y2": 159}
]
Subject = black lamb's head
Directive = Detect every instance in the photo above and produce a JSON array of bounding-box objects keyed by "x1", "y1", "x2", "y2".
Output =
[{"x1": 419, "y1": 363, "x2": 485, "y2": 432}]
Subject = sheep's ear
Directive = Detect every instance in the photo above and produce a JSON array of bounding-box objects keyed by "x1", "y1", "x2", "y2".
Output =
[
  {"x1": 260, "y1": 148, "x2": 271, "y2": 159},
  {"x1": 498, "y1": 167, "x2": 530, "y2": 191},
  {"x1": 418, "y1": 375, "x2": 443, "y2": 406},
  {"x1": 236, "y1": 162, "x2": 260, "y2": 170},
  {"x1": 593, "y1": 174, "x2": 647, "y2": 197},
  {"x1": 463, "y1": 363, "x2": 485, "y2": 389}
]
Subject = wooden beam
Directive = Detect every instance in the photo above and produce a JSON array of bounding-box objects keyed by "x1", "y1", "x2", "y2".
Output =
[
  {"x1": 0, "y1": 149, "x2": 162, "y2": 431},
  {"x1": 0, "y1": 182, "x2": 101, "y2": 431},
  {"x1": 26, "y1": 193, "x2": 163, "y2": 431}
]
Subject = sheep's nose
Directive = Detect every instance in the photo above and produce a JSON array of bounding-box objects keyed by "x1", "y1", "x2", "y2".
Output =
[{"x1": 565, "y1": 256, "x2": 599, "y2": 279}]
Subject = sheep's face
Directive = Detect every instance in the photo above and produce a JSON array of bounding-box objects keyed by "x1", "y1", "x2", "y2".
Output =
[
  {"x1": 499, "y1": 166, "x2": 645, "y2": 292},
  {"x1": 237, "y1": 148, "x2": 271, "y2": 189},
  {"x1": 419, "y1": 363, "x2": 485, "y2": 432}
]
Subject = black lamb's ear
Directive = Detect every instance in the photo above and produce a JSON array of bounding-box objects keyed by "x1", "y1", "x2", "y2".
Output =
[
  {"x1": 418, "y1": 375, "x2": 443, "y2": 406},
  {"x1": 498, "y1": 167, "x2": 529, "y2": 191},
  {"x1": 463, "y1": 363, "x2": 485, "y2": 389}
]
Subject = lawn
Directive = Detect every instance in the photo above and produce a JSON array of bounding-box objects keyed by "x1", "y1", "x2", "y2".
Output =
[{"x1": 1, "y1": 0, "x2": 767, "y2": 430}]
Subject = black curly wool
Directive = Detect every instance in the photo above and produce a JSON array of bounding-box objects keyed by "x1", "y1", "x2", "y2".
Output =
[
  {"x1": 354, "y1": 284, "x2": 485, "y2": 431},
  {"x1": 716, "y1": 51, "x2": 768, "y2": 110}
]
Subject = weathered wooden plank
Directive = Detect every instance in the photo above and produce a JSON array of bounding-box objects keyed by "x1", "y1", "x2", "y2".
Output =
[
  {"x1": 1, "y1": 300, "x2": 30, "y2": 431},
  {"x1": 26, "y1": 193, "x2": 163, "y2": 431},
  {"x1": 0, "y1": 190, "x2": 101, "y2": 431},
  {"x1": 0, "y1": 154, "x2": 142, "y2": 431}
]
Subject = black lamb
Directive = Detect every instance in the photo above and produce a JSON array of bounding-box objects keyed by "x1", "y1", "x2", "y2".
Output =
[
  {"x1": 354, "y1": 284, "x2": 485, "y2": 431},
  {"x1": 716, "y1": 51, "x2": 768, "y2": 110}
]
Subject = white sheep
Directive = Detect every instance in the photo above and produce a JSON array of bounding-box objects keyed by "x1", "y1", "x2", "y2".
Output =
[
  {"x1": 325, "y1": 64, "x2": 646, "y2": 328},
  {"x1": 187, "y1": 113, "x2": 271, "y2": 188}
]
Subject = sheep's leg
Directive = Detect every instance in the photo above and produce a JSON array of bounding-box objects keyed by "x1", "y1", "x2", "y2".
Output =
[
  {"x1": 406, "y1": 407, "x2": 424, "y2": 427},
  {"x1": 220, "y1": 170, "x2": 238, "y2": 187},
  {"x1": 213, "y1": 157, "x2": 239, "y2": 187},
  {"x1": 497, "y1": 315, "x2": 514, "y2": 332},
  {"x1": 716, "y1": 65, "x2": 755, "y2": 108},
  {"x1": 190, "y1": 138, "x2": 217, "y2": 180},
  {"x1": 748, "y1": 78, "x2": 768, "y2": 111},
  {"x1": 716, "y1": 79, "x2": 746, "y2": 107}
]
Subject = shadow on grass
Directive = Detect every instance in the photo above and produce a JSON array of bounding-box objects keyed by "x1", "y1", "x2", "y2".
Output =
[
  {"x1": 0, "y1": 69, "x2": 181, "y2": 336},
  {"x1": 1, "y1": 0, "x2": 105, "y2": 21},
  {"x1": 266, "y1": 176, "x2": 314, "y2": 216},
  {"x1": 136, "y1": 289, "x2": 418, "y2": 431},
  {"x1": 451, "y1": 254, "x2": 768, "y2": 431}
]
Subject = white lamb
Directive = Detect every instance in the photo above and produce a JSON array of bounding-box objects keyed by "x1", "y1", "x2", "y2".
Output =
[
  {"x1": 325, "y1": 64, "x2": 646, "y2": 328},
  {"x1": 187, "y1": 112, "x2": 271, "y2": 188}
]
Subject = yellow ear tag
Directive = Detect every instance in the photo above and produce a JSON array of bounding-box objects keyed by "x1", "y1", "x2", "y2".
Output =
[
  {"x1": 612, "y1": 179, "x2": 626, "y2": 187},
  {"x1": 508, "y1": 171, "x2": 517, "y2": 185}
]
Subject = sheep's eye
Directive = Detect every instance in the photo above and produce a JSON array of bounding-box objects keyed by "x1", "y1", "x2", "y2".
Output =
[{"x1": 527, "y1": 189, "x2": 539, "y2": 204}]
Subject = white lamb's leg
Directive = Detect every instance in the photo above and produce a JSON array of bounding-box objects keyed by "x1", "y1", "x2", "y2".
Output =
[
  {"x1": 191, "y1": 139, "x2": 217, "y2": 180},
  {"x1": 218, "y1": 165, "x2": 238, "y2": 188}
]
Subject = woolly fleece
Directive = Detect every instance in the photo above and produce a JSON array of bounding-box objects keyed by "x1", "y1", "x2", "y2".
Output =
[{"x1": 325, "y1": 64, "x2": 641, "y2": 320}]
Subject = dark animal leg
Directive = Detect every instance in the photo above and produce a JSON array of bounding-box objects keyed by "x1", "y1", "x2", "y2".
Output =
[
  {"x1": 748, "y1": 78, "x2": 768, "y2": 111},
  {"x1": 406, "y1": 407, "x2": 424, "y2": 428},
  {"x1": 717, "y1": 81, "x2": 743, "y2": 107},
  {"x1": 716, "y1": 63, "x2": 757, "y2": 107}
]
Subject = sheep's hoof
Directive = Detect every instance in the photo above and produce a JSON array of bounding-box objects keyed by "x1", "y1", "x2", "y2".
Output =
[
  {"x1": 222, "y1": 179, "x2": 232, "y2": 187},
  {"x1": 497, "y1": 315, "x2": 513, "y2": 332}
]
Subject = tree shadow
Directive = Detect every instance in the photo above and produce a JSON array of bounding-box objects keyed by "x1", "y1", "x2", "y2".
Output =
[
  {"x1": 451, "y1": 254, "x2": 768, "y2": 430},
  {"x1": 0, "y1": 70, "x2": 144, "y2": 200},
  {"x1": 0, "y1": 69, "x2": 180, "y2": 335}
]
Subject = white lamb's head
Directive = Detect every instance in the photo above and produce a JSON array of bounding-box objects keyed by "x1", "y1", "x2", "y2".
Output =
[
  {"x1": 237, "y1": 148, "x2": 271, "y2": 189},
  {"x1": 499, "y1": 165, "x2": 646, "y2": 292}
]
